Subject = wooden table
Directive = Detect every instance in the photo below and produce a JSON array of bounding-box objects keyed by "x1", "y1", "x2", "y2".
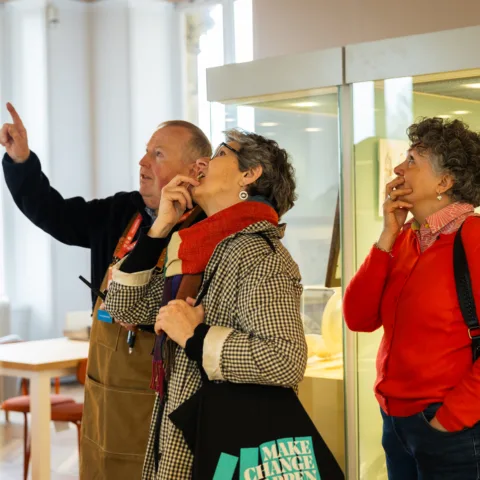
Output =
[{"x1": 0, "y1": 338, "x2": 89, "y2": 480}]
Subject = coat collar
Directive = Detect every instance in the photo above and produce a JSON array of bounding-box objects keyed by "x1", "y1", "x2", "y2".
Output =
[{"x1": 410, "y1": 202, "x2": 474, "y2": 234}]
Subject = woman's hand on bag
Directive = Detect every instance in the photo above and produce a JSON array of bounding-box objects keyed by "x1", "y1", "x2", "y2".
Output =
[
  {"x1": 148, "y1": 175, "x2": 199, "y2": 238},
  {"x1": 430, "y1": 416, "x2": 448, "y2": 432},
  {"x1": 155, "y1": 297, "x2": 204, "y2": 347},
  {"x1": 377, "y1": 177, "x2": 413, "y2": 251}
]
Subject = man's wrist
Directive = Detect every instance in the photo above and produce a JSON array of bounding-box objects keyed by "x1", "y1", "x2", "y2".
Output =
[
  {"x1": 6, "y1": 150, "x2": 31, "y2": 164},
  {"x1": 16, "y1": 151, "x2": 31, "y2": 163}
]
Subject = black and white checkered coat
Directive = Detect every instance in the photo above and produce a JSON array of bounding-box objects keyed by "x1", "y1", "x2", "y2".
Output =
[{"x1": 105, "y1": 221, "x2": 308, "y2": 480}]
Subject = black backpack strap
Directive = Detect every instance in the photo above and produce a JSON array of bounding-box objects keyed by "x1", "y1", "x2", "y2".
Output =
[{"x1": 453, "y1": 223, "x2": 480, "y2": 362}]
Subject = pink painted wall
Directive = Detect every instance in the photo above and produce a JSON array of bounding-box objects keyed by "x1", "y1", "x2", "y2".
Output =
[{"x1": 253, "y1": 0, "x2": 480, "y2": 59}]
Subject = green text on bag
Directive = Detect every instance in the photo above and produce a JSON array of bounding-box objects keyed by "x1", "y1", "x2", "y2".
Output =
[{"x1": 213, "y1": 436, "x2": 321, "y2": 480}]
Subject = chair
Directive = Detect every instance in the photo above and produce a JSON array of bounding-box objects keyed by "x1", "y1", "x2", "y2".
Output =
[
  {"x1": 48, "y1": 358, "x2": 87, "y2": 459},
  {"x1": 0, "y1": 337, "x2": 76, "y2": 480}
]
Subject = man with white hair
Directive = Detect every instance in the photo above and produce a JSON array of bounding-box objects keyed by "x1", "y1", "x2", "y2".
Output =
[{"x1": 1, "y1": 102, "x2": 211, "y2": 479}]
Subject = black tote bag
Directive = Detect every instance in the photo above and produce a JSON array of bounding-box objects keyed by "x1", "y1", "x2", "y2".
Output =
[
  {"x1": 170, "y1": 380, "x2": 345, "y2": 480},
  {"x1": 170, "y1": 233, "x2": 344, "y2": 479}
]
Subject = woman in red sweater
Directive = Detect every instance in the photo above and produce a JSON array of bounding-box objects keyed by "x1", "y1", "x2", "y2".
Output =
[{"x1": 343, "y1": 117, "x2": 480, "y2": 480}]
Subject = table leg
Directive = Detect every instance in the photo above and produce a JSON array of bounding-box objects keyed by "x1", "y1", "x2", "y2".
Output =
[{"x1": 30, "y1": 371, "x2": 51, "y2": 479}]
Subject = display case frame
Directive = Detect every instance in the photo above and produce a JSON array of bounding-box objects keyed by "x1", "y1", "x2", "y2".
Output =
[
  {"x1": 343, "y1": 24, "x2": 480, "y2": 480},
  {"x1": 207, "y1": 45, "x2": 348, "y2": 473},
  {"x1": 206, "y1": 26, "x2": 480, "y2": 479}
]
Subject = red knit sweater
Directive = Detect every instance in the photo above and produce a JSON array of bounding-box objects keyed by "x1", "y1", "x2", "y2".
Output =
[{"x1": 343, "y1": 216, "x2": 480, "y2": 432}]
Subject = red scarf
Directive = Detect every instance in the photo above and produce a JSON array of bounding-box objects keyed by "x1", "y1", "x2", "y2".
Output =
[
  {"x1": 151, "y1": 201, "x2": 279, "y2": 396},
  {"x1": 164, "y1": 201, "x2": 279, "y2": 277}
]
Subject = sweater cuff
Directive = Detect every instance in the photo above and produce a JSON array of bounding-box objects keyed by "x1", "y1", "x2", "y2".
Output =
[
  {"x1": 2, "y1": 152, "x2": 39, "y2": 191},
  {"x1": 3, "y1": 151, "x2": 32, "y2": 165},
  {"x1": 112, "y1": 258, "x2": 154, "y2": 287},
  {"x1": 2, "y1": 151, "x2": 42, "y2": 199},
  {"x1": 185, "y1": 323, "x2": 211, "y2": 362},
  {"x1": 202, "y1": 326, "x2": 234, "y2": 381},
  {"x1": 371, "y1": 244, "x2": 393, "y2": 261},
  {"x1": 3, "y1": 151, "x2": 36, "y2": 166},
  {"x1": 120, "y1": 231, "x2": 168, "y2": 273},
  {"x1": 435, "y1": 404, "x2": 464, "y2": 432}
]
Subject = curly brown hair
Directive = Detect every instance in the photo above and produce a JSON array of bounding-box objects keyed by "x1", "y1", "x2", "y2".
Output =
[
  {"x1": 224, "y1": 129, "x2": 297, "y2": 218},
  {"x1": 407, "y1": 117, "x2": 480, "y2": 206}
]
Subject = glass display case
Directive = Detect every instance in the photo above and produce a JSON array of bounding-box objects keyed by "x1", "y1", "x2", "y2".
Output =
[
  {"x1": 345, "y1": 26, "x2": 480, "y2": 480},
  {"x1": 207, "y1": 24, "x2": 480, "y2": 479},
  {"x1": 206, "y1": 49, "x2": 346, "y2": 470}
]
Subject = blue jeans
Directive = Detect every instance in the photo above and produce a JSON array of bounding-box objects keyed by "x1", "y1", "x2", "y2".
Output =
[{"x1": 381, "y1": 404, "x2": 480, "y2": 480}]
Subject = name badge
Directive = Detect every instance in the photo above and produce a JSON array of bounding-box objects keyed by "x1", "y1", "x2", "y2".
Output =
[{"x1": 97, "y1": 309, "x2": 113, "y2": 323}]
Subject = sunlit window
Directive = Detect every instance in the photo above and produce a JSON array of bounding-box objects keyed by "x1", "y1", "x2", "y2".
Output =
[
  {"x1": 352, "y1": 81, "x2": 375, "y2": 145},
  {"x1": 234, "y1": 0, "x2": 253, "y2": 64},
  {"x1": 237, "y1": 105, "x2": 255, "y2": 132},
  {"x1": 183, "y1": 0, "x2": 253, "y2": 143},
  {"x1": 194, "y1": 5, "x2": 224, "y2": 140}
]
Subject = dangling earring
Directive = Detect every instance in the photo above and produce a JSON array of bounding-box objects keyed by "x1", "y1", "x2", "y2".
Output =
[
  {"x1": 437, "y1": 194, "x2": 443, "y2": 201},
  {"x1": 239, "y1": 190, "x2": 248, "y2": 201}
]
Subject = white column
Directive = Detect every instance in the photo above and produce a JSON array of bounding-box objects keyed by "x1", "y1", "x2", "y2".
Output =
[
  {"x1": 128, "y1": 0, "x2": 183, "y2": 186},
  {"x1": 46, "y1": 0, "x2": 92, "y2": 333},
  {"x1": 0, "y1": 4, "x2": 6, "y2": 298},
  {"x1": 90, "y1": 0, "x2": 133, "y2": 198},
  {"x1": 3, "y1": 0, "x2": 53, "y2": 341}
]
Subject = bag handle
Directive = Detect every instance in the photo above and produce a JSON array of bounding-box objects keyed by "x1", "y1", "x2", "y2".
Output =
[{"x1": 453, "y1": 222, "x2": 480, "y2": 362}]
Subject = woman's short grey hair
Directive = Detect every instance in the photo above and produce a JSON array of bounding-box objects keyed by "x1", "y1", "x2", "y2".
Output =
[
  {"x1": 225, "y1": 129, "x2": 297, "y2": 217},
  {"x1": 407, "y1": 117, "x2": 480, "y2": 206}
]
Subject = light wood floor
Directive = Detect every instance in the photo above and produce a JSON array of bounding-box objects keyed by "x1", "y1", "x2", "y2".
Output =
[{"x1": 0, "y1": 383, "x2": 84, "y2": 480}]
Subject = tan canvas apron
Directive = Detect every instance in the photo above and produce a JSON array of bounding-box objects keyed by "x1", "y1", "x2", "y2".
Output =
[
  {"x1": 80, "y1": 208, "x2": 203, "y2": 479},
  {"x1": 80, "y1": 214, "x2": 155, "y2": 479}
]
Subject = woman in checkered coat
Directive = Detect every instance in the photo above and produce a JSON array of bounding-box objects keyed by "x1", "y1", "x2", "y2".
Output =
[{"x1": 105, "y1": 129, "x2": 308, "y2": 480}]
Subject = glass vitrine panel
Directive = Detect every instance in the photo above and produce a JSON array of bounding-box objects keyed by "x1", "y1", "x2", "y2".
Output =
[
  {"x1": 210, "y1": 87, "x2": 345, "y2": 470},
  {"x1": 352, "y1": 68, "x2": 480, "y2": 480}
]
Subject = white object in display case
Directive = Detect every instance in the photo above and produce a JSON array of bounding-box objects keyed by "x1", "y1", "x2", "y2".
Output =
[
  {"x1": 301, "y1": 285, "x2": 334, "y2": 335},
  {"x1": 304, "y1": 287, "x2": 344, "y2": 380},
  {"x1": 302, "y1": 285, "x2": 343, "y2": 377},
  {"x1": 322, "y1": 287, "x2": 343, "y2": 355}
]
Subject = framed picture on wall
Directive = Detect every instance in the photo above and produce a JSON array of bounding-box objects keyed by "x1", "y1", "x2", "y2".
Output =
[
  {"x1": 378, "y1": 139, "x2": 409, "y2": 216},
  {"x1": 325, "y1": 195, "x2": 341, "y2": 288}
]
